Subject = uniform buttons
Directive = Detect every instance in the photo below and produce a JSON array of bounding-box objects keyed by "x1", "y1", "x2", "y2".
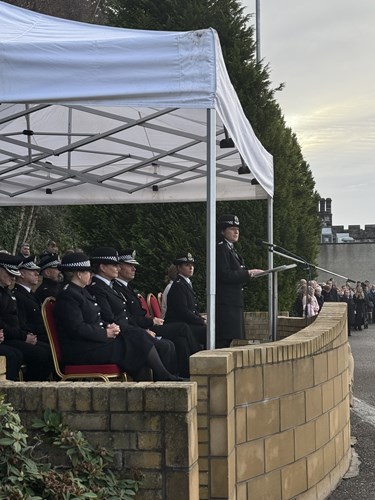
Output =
[
  {"x1": 94, "y1": 303, "x2": 98, "y2": 306},
  {"x1": 99, "y1": 322, "x2": 103, "y2": 326},
  {"x1": 97, "y1": 312, "x2": 100, "y2": 316},
  {"x1": 126, "y1": 316, "x2": 128, "y2": 320}
]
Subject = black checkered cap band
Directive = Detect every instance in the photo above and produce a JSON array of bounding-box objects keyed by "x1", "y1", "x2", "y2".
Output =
[
  {"x1": 59, "y1": 260, "x2": 91, "y2": 269},
  {"x1": 4, "y1": 263, "x2": 19, "y2": 271},
  {"x1": 91, "y1": 255, "x2": 119, "y2": 262},
  {"x1": 40, "y1": 259, "x2": 60, "y2": 271},
  {"x1": 21, "y1": 261, "x2": 40, "y2": 270}
]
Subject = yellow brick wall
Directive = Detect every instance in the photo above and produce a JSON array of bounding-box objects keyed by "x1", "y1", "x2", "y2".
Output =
[
  {"x1": 0, "y1": 356, "x2": 6, "y2": 381},
  {"x1": 191, "y1": 302, "x2": 351, "y2": 499},
  {"x1": 0, "y1": 381, "x2": 198, "y2": 500}
]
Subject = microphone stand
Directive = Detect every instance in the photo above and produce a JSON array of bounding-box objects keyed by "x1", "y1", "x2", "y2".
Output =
[{"x1": 267, "y1": 246, "x2": 311, "y2": 319}]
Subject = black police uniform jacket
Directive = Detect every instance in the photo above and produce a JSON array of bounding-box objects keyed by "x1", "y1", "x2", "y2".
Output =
[
  {"x1": 12, "y1": 284, "x2": 48, "y2": 342},
  {"x1": 0, "y1": 285, "x2": 24, "y2": 341},
  {"x1": 54, "y1": 281, "x2": 152, "y2": 373},
  {"x1": 216, "y1": 238, "x2": 250, "y2": 341},
  {"x1": 165, "y1": 276, "x2": 205, "y2": 326},
  {"x1": 87, "y1": 277, "x2": 175, "y2": 373},
  {"x1": 35, "y1": 277, "x2": 63, "y2": 304}
]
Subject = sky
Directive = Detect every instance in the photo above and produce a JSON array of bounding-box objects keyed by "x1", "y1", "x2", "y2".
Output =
[{"x1": 244, "y1": 0, "x2": 375, "y2": 228}]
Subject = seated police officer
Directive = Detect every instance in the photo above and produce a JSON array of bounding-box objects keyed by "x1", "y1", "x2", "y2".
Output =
[
  {"x1": 0, "y1": 253, "x2": 52, "y2": 381},
  {"x1": 113, "y1": 249, "x2": 201, "y2": 378},
  {"x1": 164, "y1": 252, "x2": 206, "y2": 348},
  {"x1": 35, "y1": 253, "x2": 62, "y2": 304},
  {"x1": 87, "y1": 247, "x2": 179, "y2": 380}
]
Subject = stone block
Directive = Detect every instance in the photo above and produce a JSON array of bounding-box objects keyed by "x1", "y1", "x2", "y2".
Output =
[
  {"x1": 327, "y1": 348, "x2": 339, "y2": 379},
  {"x1": 124, "y1": 450, "x2": 162, "y2": 469},
  {"x1": 293, "y1": 357, "x2": 314, "y2": 392},
  {"x1": 144, "y1": 384, "x2": 196, "y2": 412},
  {"x1": 280, "y1": 392, "x2": 305, "y2": 430},
  {"x1": 210, "y1": 412, "x2": 235, "y2": 456},
  {"x1": 263, "y1": 361, "x2": 293, "y2": 399},
  {"x1": 109, "y1": 386, "x2": 128, "y2": 412},
  {"x1": 316, "y1": 471, "x2": 333, "y2": 500},
  {"x1": 315, "y1": 412, "x2": 330, "y2": 449},
  {"x1": 265, "y1": 429, "x2": 294, "y2": 472},
  {"x1": 295, "y1": 420, "x2": 316, "y2": 460},
  {"x1": 313, "y1": 352, "x2": 328, "y2": 385},
  {"x1": 305, "y1": 385, "x2": 322, "y2": 421},
  {"x1": 210, "y1": 453, "x2": 235, "y2": 499},
  {"x1": 24, "y1": 386, "x2": 41, "y2": 411},
  {"x1": 236, "y1": 406, "x2": 247, "y2": 444},
  {"x1": 166, "y1": 463, "x2": 199, "y2": 500},
  {"x1": 137, "y1": 432, "x2": 161, "y2": 451},
  {"x1": 236, "y1": 439, "x2": 264, "y2": 481},
  {"x1": 209, "y1": 372, "x2": 234, "y2": 416},
  {"x1": 65, "y1": 412, "x2": 109, "y2": 431},
  {"x1": 0, "y1": 356, "x2": 6, "y2": 379},
  {"x1": 190, "y1": 351, "x2": 233, "y2": 375},
  {"x1": 322, "y1": 379, "x2": 334, "y2": 413},
  {"x1": 323, "y1": 438, "x2": 336, "y2": 474},
  {"x1": 329, "y1": 405, "x2": 340, "y2": 439},
  {"x1": 307, "y1": 447, "x2": 325, "y2": 487},
  {"x1": 247, "y1": 399, "x2": 280, "y2": 440},
  {"x1": 57, "y1": 384, "x2": 76, "y2": 411},
  {"x1": 235, "y1": 366, "x2": 263, "y2": 405},
  {"x1": 41, "y1": 385, "x2": 58, "y2": 408},
  {"x1": 236, "y1": 481, "x2": 247, "y2": 500},
  {"x1": 3, "y1": 384, "x2": 25, "y2": 409},
  {"x1": 165, "y1": 412, "x2": 197, "y2": 467},
  {"x1": 111, "y1": 413, "x2": 161, "y2": 432},
  {"x1": 281, "y1": 458, "x2": 307, "y2": 499},
  {"x1": 335, "y1": 431, "x2": 344, "y2": 463},
  {"x1": 125, "y1": 383, "x2": 148, "y2": 411},
  {"x1": 140, "y1": 470, "x2": 162, "y2": 490},
  {"x1": 74, "y1": 386, "x2": 92, "y2": 411},
  {"x1": 333, "y1": 375, "x2": 343, "y2": 405},
  {"x1": 247, "y1": 470, "x2": 281, "y2": 500}
]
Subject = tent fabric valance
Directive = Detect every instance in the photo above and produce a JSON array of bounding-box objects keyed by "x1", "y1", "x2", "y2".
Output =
[{"x1": 0, "y1": 0, "x2": 273, "y2": 205}]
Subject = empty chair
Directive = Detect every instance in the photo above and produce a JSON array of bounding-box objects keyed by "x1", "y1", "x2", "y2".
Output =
[
  {"x1": 147, "y1": 293, "x2": 162, "y2": 319},
  {"x1": 137, "y1": 293, "x2": 151, "y2": 318}
]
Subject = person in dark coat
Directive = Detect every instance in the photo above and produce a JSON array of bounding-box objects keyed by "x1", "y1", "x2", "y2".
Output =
[
  {"x1": 113, "y1": 249, "x2": 202, "y2": 378},
  {"x1": 54, "y1": 251, "x2": 183, "y2": 381},
  {"x1": 353, "y1": 285, "x2": 366, "y2": 331},
  {"x1": 13, "y1": 256, "x2": 49, "y2": 343},
  {"x1": 215, "y1": 214, "x2": 263, "y2": 348},
  {"x1": 340, "y1": 288, "x2": 355, "y2": 336},
  {"x1": 34, "y1": 253, "x2": 63, "y2": 304},
  {"x1": 164, "y1": 252, "x2": 207, "y2": 348},
  {"x1": 0, "y1": 253, "x2": 52, "y2": 381}
]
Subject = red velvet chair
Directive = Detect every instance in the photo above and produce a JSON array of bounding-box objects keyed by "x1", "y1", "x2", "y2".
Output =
[
  {"x1": 147, "y1": 293, "x2": 162, "y2": 319},
  {"x1": 41, "y1": 297, "x2": 127, "y2": 382},
  {"x1": 137, "y1": 293, "x2": 151, "y2": 318}
]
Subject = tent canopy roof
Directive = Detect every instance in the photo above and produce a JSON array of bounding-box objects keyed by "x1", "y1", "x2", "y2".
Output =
[{"x1": 0, "y1": 0, "x2": 273, "y2": 206}]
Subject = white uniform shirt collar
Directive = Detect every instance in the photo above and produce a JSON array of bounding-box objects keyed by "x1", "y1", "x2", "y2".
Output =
[
  {"x1": 94, "y1": 274, "x2": 112, "y2": 287},
  {"x1": 18, "y1": 283, "x2": 32, "y2": 293},
  {"x1": 116, "y1": 278, "x2": 128, "y2": 287}
]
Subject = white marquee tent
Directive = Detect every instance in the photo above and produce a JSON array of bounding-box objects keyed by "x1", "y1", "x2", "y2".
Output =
[{"x1": 0, "y1": 0, "x2": 274, "y2": 346}]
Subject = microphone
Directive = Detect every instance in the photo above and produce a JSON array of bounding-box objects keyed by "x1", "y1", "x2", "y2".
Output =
[{"x1": 255, "y1": 239, "x2": 274, "y2": 247}]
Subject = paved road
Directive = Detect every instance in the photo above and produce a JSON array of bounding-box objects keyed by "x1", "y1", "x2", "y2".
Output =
[{"x1": 328, "y1": 323, "x2": 375, "y2": 498}]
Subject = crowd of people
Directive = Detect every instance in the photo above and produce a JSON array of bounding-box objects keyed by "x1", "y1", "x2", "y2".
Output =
[
  {"x1": 0, "y1": 214, "x2": 262, "y2": 382},
  {"x1": 292, "y1": 277, "x2": 375, "y2": 335}
]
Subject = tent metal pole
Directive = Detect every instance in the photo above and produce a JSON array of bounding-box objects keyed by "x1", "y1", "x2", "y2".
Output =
[
  {"x1": 267, "y1": 196, "x2": 275, "y2": 340},
  {"x1": 206, "y1": 108, "x2": 216, "y2": 350}
]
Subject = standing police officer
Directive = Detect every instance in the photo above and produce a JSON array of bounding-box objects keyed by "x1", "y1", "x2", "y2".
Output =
[{"x1": 216, "y1": 214, "x2": 262, "y2": 348}]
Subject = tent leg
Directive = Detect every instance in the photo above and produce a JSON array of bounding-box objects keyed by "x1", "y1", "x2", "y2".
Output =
[
  {"x1": 206, "y1": 108, "x2": 216, "y2": 350},
  {"x1": 268, "y1": 196, "x2": 275, "y2": 341}
]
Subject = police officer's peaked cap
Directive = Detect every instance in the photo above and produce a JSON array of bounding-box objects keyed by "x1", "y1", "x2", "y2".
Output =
[
  {"x1": 217, "y1": 214, "x2": 240, "y2": 230},
  {"x1": 90, "y1": 247, "x2": 120, "y2": 265},
  {"x1": 58, "y1": 252, "x2": 92, "y2": 272},
  {"x1": 174, "y1": 252, "x2": 195, "y2": 265},
  {"x1": 19, "y1": 255, "x2": 40, "y2": 271},
  {"x1": 38, "y1": 252, "x2": 60, "y2": 272},
  {"x1": 118, "y1": 249, "x2": 139, "y2": 265},
  {"x1": 0, "y1": 252, "x2": 22, "y2": 276}
]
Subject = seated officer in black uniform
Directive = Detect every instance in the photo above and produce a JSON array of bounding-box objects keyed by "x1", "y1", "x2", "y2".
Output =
[
  {"x1": 113, "y1": 249, "x2": 201, "y2": 378},
  {"x1": 87, "y1": 247, "x2": 179, "y2": 380},
  {"x1": 13, "y1": 256, "x2": 49, "y2": 343},
  {"x1": 55, "y1": 251, "x2": 183, "y2": 382},
  {"x1": 0, "y1": 253, "x2": 52, "y2": 381},
  {"x1": 35, "y1": 253, "x2": 62, "y2": 304},
  {"x1": 164, "y1": 252, "x2": 206, "y2": 348}
]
